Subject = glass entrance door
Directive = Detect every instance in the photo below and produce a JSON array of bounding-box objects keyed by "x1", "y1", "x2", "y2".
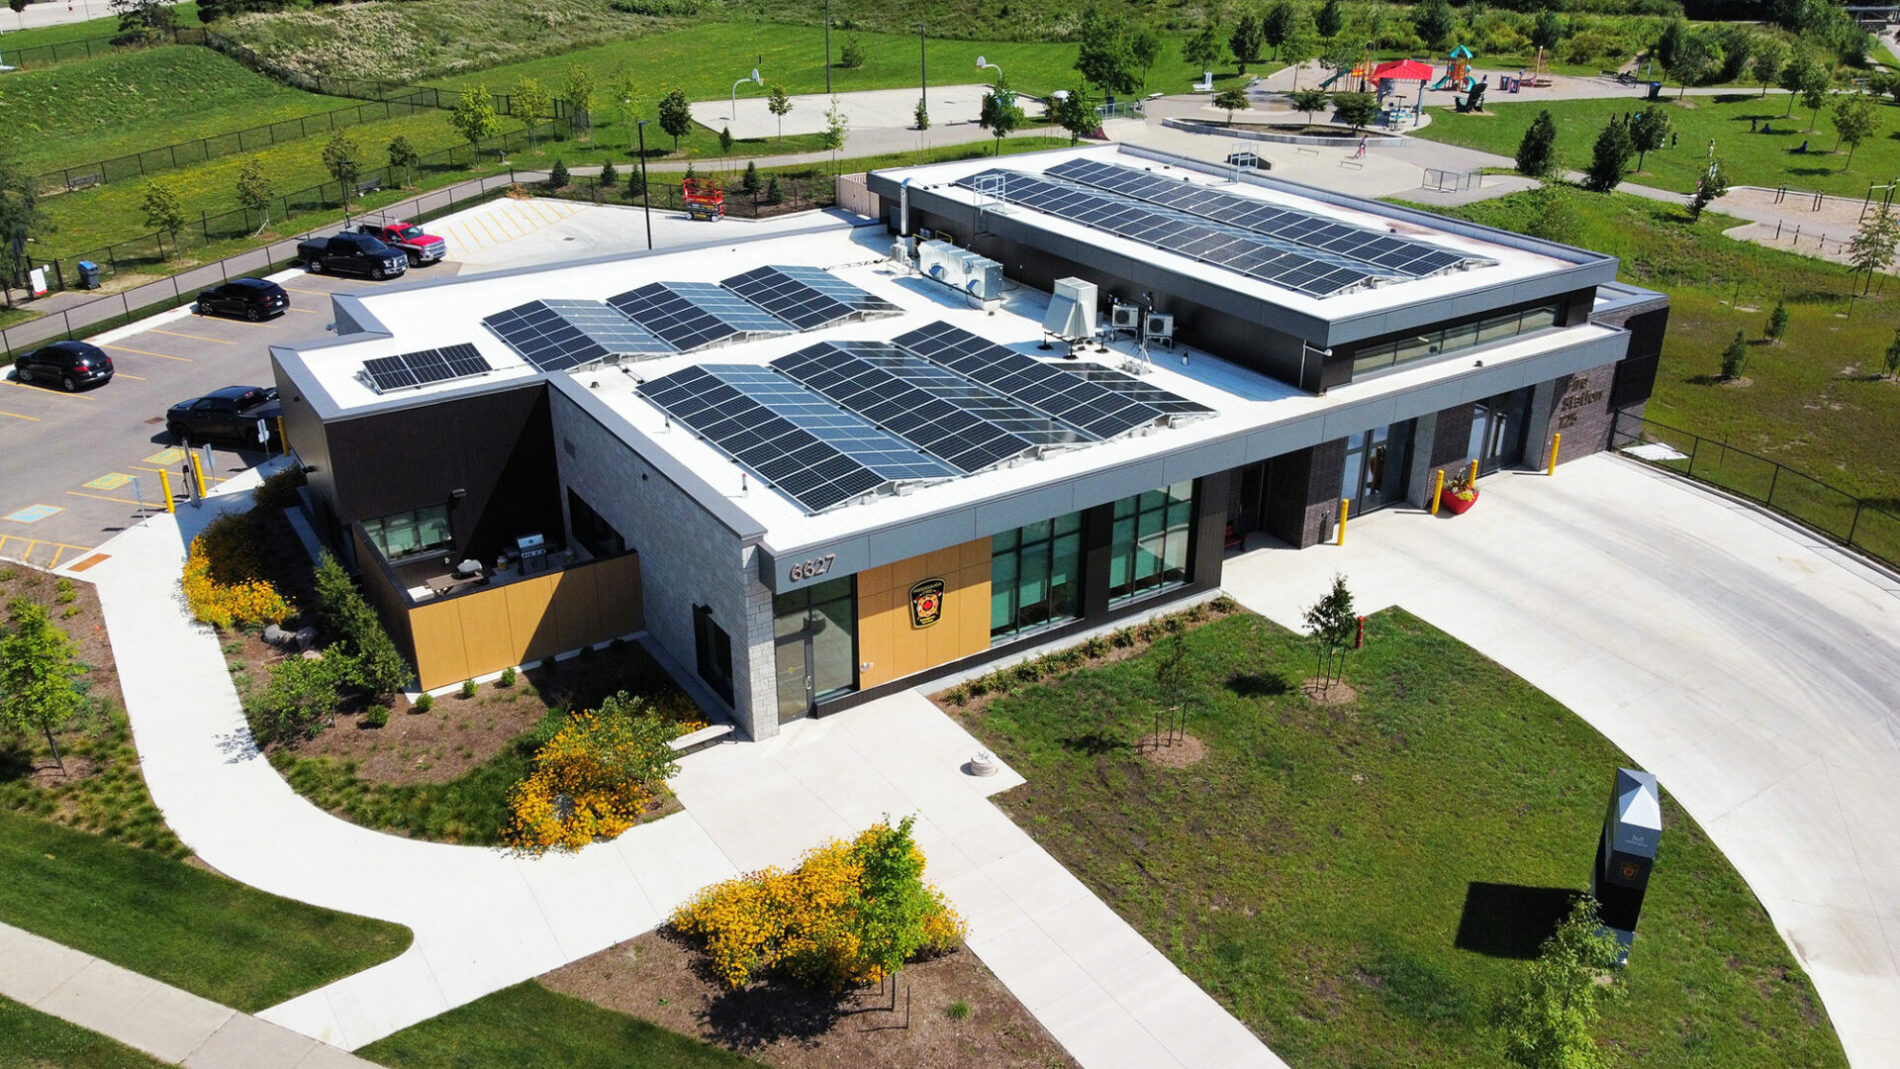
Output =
[
  {"x1": 1468, "y1": 390, "x2": 1531, "y2": 474},
  {"x1": 1341, "y1": 422, "x2": 1413, "y2": 515},
  {"x1": 773, "y1": 577, "x2": 855, "y2": 722}
]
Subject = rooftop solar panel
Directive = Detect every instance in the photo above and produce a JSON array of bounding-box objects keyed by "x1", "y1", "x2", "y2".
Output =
[
  {"x1": 722, "y1": 265, "x2": 902, "y2": 330},
  {"x1": 1054, "y1": 363, "x2": 1216, "y2": 419},
  {"x1": 894, "y1": 322, "x2": 1170, "y2": 438},
  {"x1": 607, "y1": 282, "x2": 791, "y2": 351},
  {"x1": 362, "y1": 343, "x2": 493, "y2": 393},
  {"x1": 482, "y1": 299, "x2": 672, "y2": 371}
]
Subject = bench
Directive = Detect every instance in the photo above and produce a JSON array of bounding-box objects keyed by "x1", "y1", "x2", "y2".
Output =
[
  {"x1": 1339, "y1": 158, "x2": 1364, "y2": 170},
  {"x1": 66, "y1": 173, "x2": 105, "y2": 192},
  {"x1": 355, "y1": 176, "x2": 382, "y2": 196},
  {"x1": 668, "y1": 722, "x2": 737, "y2": 755}
]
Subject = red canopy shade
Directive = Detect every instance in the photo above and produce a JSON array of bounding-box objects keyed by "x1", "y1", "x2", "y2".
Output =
[{"x1": 1372, "y1": 60, "x2": 1435, "y2": 82}]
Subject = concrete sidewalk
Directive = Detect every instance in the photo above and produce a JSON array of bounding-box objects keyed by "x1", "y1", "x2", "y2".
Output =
[
  {"x1": 0, "y1": 923, "x2": 378, "y2": 1068},
  {"x1": 1221, "y1": 454, "x2": 1900, "y2": 1067},
  {"x1": 670, "y1": 691, "x2": 1287, "y2": 1069}
]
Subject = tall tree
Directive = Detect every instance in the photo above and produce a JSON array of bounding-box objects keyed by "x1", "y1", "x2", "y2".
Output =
[
  {"x1": 321, "y1": 132, "x2": 362, "y2": 210},
  {"x1": 1183, "y1": 24, "x2": 1226, "y2": 76},
  {"x1": 511, "y1": 76, "x2": 553, "y2": 150},
  {"x1": 450, "y1": 85, "x2": 503, "y2": 162},
  {"x1": 0, "y1": 157, "x2": 49, "y2": 293},
  {"x1": 234, "y1": 156, "x2": 276, "y2": 234},
  {"x1": 1413, "y1": 0, "x2": 1455, "y2": 52},
  {"x1": 1848, "y1": 203, "x2": 1900, "y2": 292},
  {"x1": 1653, "y1": 17, "x2": 1688, "y2": 72},
  {"x1": 1289, "y1": 87, "x2": 1331, "y2": 124},
  {"x1": 109, "y1": 0, "x2": 176, "y2": 38},
  {"x1": 657, "y1": 88, "x2": 693, "y2": 151},
  {"x1": 1630, "y1": 105, "x2": 1670, "y2": 171},
  {"x1": 0, "y1": 598, "x2": 85, "y2": 774},
  {"x1": 1583, "y1": 117, "x2": 1635, "y2": 192},
  {"x1": 1831, "y1": 91, "x2": 1878, "y2": 168},
  {"x1": 1515, "y1": 109, "x2": 1559, "y2": 177},
  {"x1": 1214, "y1": 86, "x2": 1251, "y2": 124},
  {"x1": 560, "y1": 65, "x2": 597, "y2": 139},
  {"x1": 1261, "y1": 1, "x2": 1294, "y2": 59},
  {"x1": 1670, "y1": 32, "x2": 1719, "y2": 97},
  {"x1": 1230, "y1": 13, "x2": 1264, "y2": 74},
  {"x1": 1751, "y1": 37, "x2": 1790, "y2": 98},
  {"x1": 977, "y1": 80, "x2": 1023, "y2": 156},
  {"x1": 1283, "y1": 9, "x2": 1319, "y2": 89},
  {"x1": 767, "y1": 85, "x2": 793, "y2": 141},
  {"x1": 1494, "y1": 898, "x2": 1623, "y2": 1069},
  {"x1": 1331, "y1": 91, "x2": 1379, "y2": 131},
  {"x1": 1779, "y1": 52, "x2": 1825, "y2": 119},
  {"x1": 1316, "y1": 0, "x2": 1342, "y2": 40},
  {"x1": 1130, "y1": 24, "x2": 1161, "y2": 82},
  {"x1": 1075, "y1": 6, "x2": 1143, "y2": 96},
  {"x1": 1053, "y1": 83, "x2": 1101, "y2": 144},
  {"x1": 1531, "y1": 9, "x2": 1565, "y2": 52}
]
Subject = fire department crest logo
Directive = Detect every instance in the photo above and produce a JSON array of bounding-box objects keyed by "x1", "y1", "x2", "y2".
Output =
[{"x1": 909, "y1": 579, "x2": 945, "y2": 628}]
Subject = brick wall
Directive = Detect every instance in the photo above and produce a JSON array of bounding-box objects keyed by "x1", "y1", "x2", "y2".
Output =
[
  {"x1": 1263, "y1": 438, "x2": 1347, "y2": 548},
  {"x1": 1530, "y1": 361, "x2": 1619, "y2": 469}
]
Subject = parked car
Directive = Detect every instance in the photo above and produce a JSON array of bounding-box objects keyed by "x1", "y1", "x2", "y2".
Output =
[
  {"x1": 195, "y1": 278, "x2": 290, "y2": 321},
  {"x1": 166, "y1": 385, "x2": 281, "y2": 446},
  {"x1": 296, "y1": 232, "x2": 408, "y2": 280},
  {"x1": 352, "y1": 220, "x2": 447, "y2": 267},
  {"x1": 12, "y1": 341, "x2": 113, "y2": 392}
]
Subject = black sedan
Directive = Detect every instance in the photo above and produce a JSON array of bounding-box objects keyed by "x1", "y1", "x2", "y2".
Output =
[
  {"x1": 166, "y1": 385, "x2": 281, "y2": 446},
  {"x1": 12, "y1": 341, "x2": 113, "y2": 392},
  {"x1": 195, "y1": 278, "x2": 289, "y2": 322}
]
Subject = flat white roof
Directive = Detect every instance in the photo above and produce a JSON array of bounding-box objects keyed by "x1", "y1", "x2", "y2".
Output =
[{"x1": 875, "y1": 144, "x2": 1578, "y2": 318}]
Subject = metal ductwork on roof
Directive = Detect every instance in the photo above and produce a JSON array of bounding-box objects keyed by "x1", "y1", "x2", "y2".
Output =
[{"x1": 1042, "y1": 277, "x2": 1098, "y2": 341}]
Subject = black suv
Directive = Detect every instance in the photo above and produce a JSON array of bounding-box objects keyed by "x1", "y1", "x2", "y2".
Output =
[
  {"x1": 196, "y1": 278, "x2": 289, "y2": 321},
  {"x1": 13, "y1": 341, "x2": 113, "y2": 391},
  {"x1": 166, "y1": 385, "x2": 281, "y2": 446}
]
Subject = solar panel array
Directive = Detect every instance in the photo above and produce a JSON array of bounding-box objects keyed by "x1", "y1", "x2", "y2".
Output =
[
  {"x1": 640, "y1": 365, "x2": 954, "y2": 512},
  {"x1": 722, "y1": 265, "x2": 903, "y2": 330},
  {"x1": 1046, "y1": 158, "x2": 1484, "y2": 279},
  {"x1": 482, "y1": 299, "x2": 673, "y2": 372},
  {"x1": 362, "y1": 343, "x2": 491, "y2": 393},
  {"x1": 608, "y1": 281, "x2": 792, "y2": 351},
  {"x1": 1056, "y1": 363, "x2": 1216, "y2": 418},
  {"x1": 895, "y1": 322, "x2": 1175, "y2": 438}
]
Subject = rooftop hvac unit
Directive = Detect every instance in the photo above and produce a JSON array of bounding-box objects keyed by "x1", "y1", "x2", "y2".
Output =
[
  {"x1": 1144, "y1": 312, "x2": 1175, "y2": 349},
  {"x1": 918, "y1": 240, "x2": 1003, "y2": 300},
  {"x1": 1110, "y1": 301, "x2": 1140, "y2": 335},
  {"x1": 1043, "y1": 277, "x2": 1098, "y2": 341}
]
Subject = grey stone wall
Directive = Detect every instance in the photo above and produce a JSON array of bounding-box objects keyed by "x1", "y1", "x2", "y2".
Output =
[{"x1": 548, "y1": 392, "x2": 769, "y2": 740}]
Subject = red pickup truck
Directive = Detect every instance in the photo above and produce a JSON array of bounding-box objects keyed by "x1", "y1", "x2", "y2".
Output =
[{"x1": 351, "y1": 220, "x2": 447, "y2": 267}]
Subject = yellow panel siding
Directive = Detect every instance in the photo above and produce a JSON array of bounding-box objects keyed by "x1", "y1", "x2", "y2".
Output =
[
  {"x1": 503, "y1": 574, "x2": 559, "y2": 662},
  {"x1": 457, "y1": 589, "x2": 517, "y2": 682},
  {"x1": 852, "y1": 539, "x2": 992, "y2": 690},
  {"x1": 409, "y1": 600, "x2": 471, "y2": 691}
]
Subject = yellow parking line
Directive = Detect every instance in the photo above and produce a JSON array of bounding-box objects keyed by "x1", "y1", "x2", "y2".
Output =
[
  {"x1": 285, "y1": 307, "x2": 321, "y2": 315},
  {"x1": 105, "y1": 344, "x2": 192, "y2": 362},
  {"x1": 457, "y1": 221, "x2": 486, "y2": 249},
  {"x1": 115, "y1": 372, "x2": 147, "y2": 381},
  {"x1": 475, "y1": 215, "x2": 504, "y2": 245},
  {"x1": 131, "y1": 465, "x2": 167, "y2": 473},
  {"x1": 48, "y1": 545, "x2": 68, "y2": 567},
  {"x1": 492, "y1": 210, "x2": 524, "y2": 238},
  {"x1": 0, "y1": 409, "x2": 39, "y2": 421},
  {"x1": 2, "y1": 380, "x2": 95, "y2": 399},
  {"x1": 528, "y1": 201, "x2": 559, "y2": 224},
  {"x1": 149, "y1": 328, "x2": 235, "y2": 345},
  {"x1": 284, "y1": 286, "x2": 326, "y2": 295},
  {"x1": 65, "y1": 489, "x2": 141, "y2": 506}
]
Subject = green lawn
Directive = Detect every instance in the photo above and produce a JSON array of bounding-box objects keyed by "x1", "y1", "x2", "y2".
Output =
[
  {"x1": 0, "y1": 996, "x2": 169, "y2": 1069},
  {"x1": 0, "y1": 2, "x2": 200, "y2": 52},
  {"x1": 1414, "y1": 91, "x2": 1900, "y2": 199},
  {"x1": 962, "y1": 611, "x2": 1846, "y2": 1068},
  {"x1": 0, "y1": 809, "x2": 411, "y2": 1012},
  {"x1": 1411, "y1": 188, "x2": 1900, "y2": 506},
  {"x1": 360, "y1": 981, "x2": 760, "y2": 1069}
]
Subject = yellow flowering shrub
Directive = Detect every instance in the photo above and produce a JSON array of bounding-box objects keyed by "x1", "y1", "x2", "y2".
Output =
[
  {"x1": 671, "y1": 817, "x2": 967, "y2": 991},
  {"x1": 182, "y1": 528, "x2": 291, "y2": 630},
  {"x1": 505, "y1": 693, "x2": 683, "y2": 854}
]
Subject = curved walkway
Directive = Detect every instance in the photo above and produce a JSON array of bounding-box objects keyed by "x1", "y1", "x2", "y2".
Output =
[{"x1": 1221, "y1": 454, "x2": 1900, "y2": 1067}]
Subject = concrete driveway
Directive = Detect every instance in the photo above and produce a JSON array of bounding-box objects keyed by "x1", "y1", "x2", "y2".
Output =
[{"x1": 1221, "y1": 453, "x2": 1900, "y2": 1067}]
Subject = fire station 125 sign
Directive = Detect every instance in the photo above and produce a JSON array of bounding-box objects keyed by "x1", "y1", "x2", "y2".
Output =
[{"x1": 909, "y1": 579, "x2": 945, "y2": 628}]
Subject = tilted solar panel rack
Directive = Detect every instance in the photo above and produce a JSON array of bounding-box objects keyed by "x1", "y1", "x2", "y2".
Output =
[
  {"x1": 722, "y1": 265, "x2": 904, "y2": 330},
  {"x1": 482, "y1": 299, "x2": 673, "y2": 372},
  {"x1": 638, "y1": 365, "x2": 957, "y2": 513},
  {"x1": 1055, "y1": 363, "x2": 1216, "y2": 421},
  {"x1": 1046, "y1": 158, "x2": 1492, "y2": 279},
  {"x1": 895, "y1": 322, "x2": 1181, "y2": 438},
  {"x1": 607, "y1": 281, "x2": 792, "y2": 352},
  {"x1": 362, "y1": 343, "x2": 493, "y2": 393}
]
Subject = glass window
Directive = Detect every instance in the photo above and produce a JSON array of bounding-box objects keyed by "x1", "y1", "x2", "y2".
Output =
[
  {"x1": 1477, "y1": 313, "x2": 1521, "y2": 343},
  {"x1": 1354, "y1": 302, "x2": 1567, "y2": 380},
  {"x1": 1108, "y1": 481, "x2": 1195, "y2": 608},
  {"x1": 363, "y1": 505, "x2": 451, "y2": 561},
  {"x1": 1395, "y1": 333, "x2": 1436, "y2": 363},
  {"x1": 1441, "y1": 321, "x2": 1480, "y2": 352},
  {"x1": 694, "y1": 606, "x2": 734, "y2": 705},
  {"x1": 991, "y1": 508, "x2": 1085, "y2": 641},
  {"x1": 773, "y1": 578, "x2": 858, "y2": 717},
  {"x1": 1519, "y1": 304, "x2": 1558, "y2": 332}
]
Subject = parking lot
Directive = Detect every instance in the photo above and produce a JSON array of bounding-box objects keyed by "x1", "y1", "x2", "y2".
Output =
[{"x1": 0, "y1": 264, "x2": 457, "y2": 569}]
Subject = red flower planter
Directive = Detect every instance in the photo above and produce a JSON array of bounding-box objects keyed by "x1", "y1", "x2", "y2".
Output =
[{"x1": 1440, "y1": 489, "x2": 1478, "y2": 515}]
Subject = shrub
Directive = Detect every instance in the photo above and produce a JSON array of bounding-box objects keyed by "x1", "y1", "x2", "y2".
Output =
[
  {"x1": 1766, "y1": 300, "x2": 1789, "y2": 341},
  {"x1": 671, "y1": 816, "x2": 965, "y2": 991},
  {"x1": 1111, "y1": 627, "x2": 1135, "y2": 648},
  {"x1": 363, "y1": 705, "x2": 390, "y2": 727},
  {"x1": 54, "y1": 578, "x2": 76, "y2": 605},
  {"x1": 460, "y1": 679, "x2": 478, "y2": 699},
  {"x1": 947, "y1": 999, "x2": 971, "y2": 1020},
  {"x1": 505, "y1": 693, "x2": 683, "y2": 854},
  {"x1": 500, "y1": 666, "x2": 517, "y2": 687},
  {"x1": 312, "y1": 551, "x2": 409, "y2": 696},
  {"x1": 598, "y1": 160, "x2": 617, "y2": 188},
  {"x1": 414, "y1": 692, "x2": 435, "y2": 713},
  {"x1": 183, "y1": 518, "x2": 291, "y2": 631},
  {"x1": 1720, "y1": 329, "x2": 1749, "y2": 380},
  {"x1": 547, "y1": 158, "x2": 570, "y2": 190},
  {"x1": 945, "y1": 684, "x2": 969, "y2": 707},
  {"x1": 248, "y1": 651, "x2": 352, "y2": 745},
  {"x1": 1212, "y1": 594, "x2": 1240, "y2": 614},
  {"x1": 1084, "y1": 635, "x2": 1110, "y2": 658},
  {"x1": 253, "y1": 464, "x2": 306, "y2": 512}
]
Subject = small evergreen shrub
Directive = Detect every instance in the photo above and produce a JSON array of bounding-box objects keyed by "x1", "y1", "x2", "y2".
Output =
[
  {"x1": 500, "y1": 666, "x2": 517, "y2": 687},
  {"x1": 414, "y1": 692, "x2": 435, "y2": 713},
  {"x1": 253, "y1": 465, "x2": 306, "y2": 512},
  {"x1": 460, "y1": 679, "x2": 478, "y2": 699},
  {"x1": 363, "y1": 705, "x2": 390, "y2": 727},
  {"x1": 547, "y1": 158, "x2": 570, "y2": 190}
]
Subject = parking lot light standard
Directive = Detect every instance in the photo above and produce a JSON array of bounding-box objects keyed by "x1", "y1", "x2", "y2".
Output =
[{"x1": 637, "y1": 119, "x2": 653, "y2": 251}]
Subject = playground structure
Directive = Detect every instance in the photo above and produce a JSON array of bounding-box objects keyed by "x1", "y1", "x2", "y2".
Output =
[
  {"x1": 1429, "y1": 45, "x2": 1476, "y2": 91},
  {"x1": 1319, "y1": 61, "x2": 1373, "y2": 92},
  {"x1": 682, "y1": 177, "x2": 724, "y2": 221}
]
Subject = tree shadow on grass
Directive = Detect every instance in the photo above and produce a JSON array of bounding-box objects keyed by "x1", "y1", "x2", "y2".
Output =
[
  {"x1": 1227, "y1": 671, "x2": 1294, "y2": 698},
  {"x1": 1454, "y1": 882, "x2": 1583, "y2": 959},
  {"x1": 1058, "y1": 730, "x2": 1130, "y2": 756},
  {"x1": 0, "y1": 741, "x2": 34, "y2": 783}
]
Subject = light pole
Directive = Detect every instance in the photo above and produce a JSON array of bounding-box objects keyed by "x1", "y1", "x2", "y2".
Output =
[
  {"x1": 824, "y1": 0, "x2": 832, "y2": 95},
  {"x1": 731, "y1": 67, "x2": 761, "y2": 123},
  {"x1": 636, "y1": 119, "x2": 652, "y2": 251},
  {"x1": 919, "y1": 23, "x2": 927, "y2": 112},
  {"x1": 977, "y1": 56, "x2": 1003, "y2": 86}
]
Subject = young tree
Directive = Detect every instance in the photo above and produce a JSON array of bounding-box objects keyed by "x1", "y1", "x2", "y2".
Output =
[
  {"x1": 547, "y1": 158, "x2": 570, "y2": 191},
  {"x1": 840, "y1": 36, "x2": 865, "y2": 69},
  {"x1": 1283, "y1": 11, "x2": 1320, "y2": 89},
  {"x1": 1333, "y1": 91, "x2": 1379, "y2": 131},
  {"x1": 767, "y1": 85, "x2": 793, "y2": 141},
  {"x1": 1653, "y1": 17, "x2": 1688, "y2": 72},
  {"x1": 1053, "y1": 83, "x2": 1101, "y2": 144},
  {"x1": 1751, "y1": 37, "x2": 1791, "y2": 97},
  {"x1": 138, "y1": 179, "x2": 185, "y2": 250},
  {"x1": 1076, "y1": 6, "x2": 1143, "y2": 96},
  {"x1": 599, "y1": 159, "x2": 618, "y2": 189},
  {"x1": 1414, "y1": 0, "x2": 1455, "y2": 52},
  {"x1": 1525, "y1": 181, "x2": 1583, "y2": 245},
  {"x1": 321, "y1": 132, "x2": 362, "y2": 210},
  {"x1": 1885, "y1": 327, "x2": 1900, "y2": 378},
  {"x1": 765, "y1": 173, "x2": 783, "y2": 205},
  {"x1": 1530, "y1": 9, "x2": 1566, "y2": 52},
  {"x1": 234, "y1": 156, "x2": 275, "y2": 234},
  {"x1": 450, "y1": 85, "x2": 503, "y2": 162},
  {"x1": 1214, "y1": 86, "x2": 1251, "y2": 124},
  {"x1": 1316, "y1": 0, "x2": 1342, "y2": 40},
  {"x1": 1301, "y1": 573, "x2": 1356, "y2": 691},
  {"x1": 386, "y1": 135, "x2": 420, "y2": 188},
  {"x1": 1289, "y1": 87, "x2": 1331, "y2": 124},
  {"x1": 1516, "y1": 109, "x2": 1559, "y2": 177},
  {"x1": 511, "y1": 76, "x2": 552, "y2": 150},
  {"x1": 1766, "y1": 299, "x2": 1790, "y2": 341},
  {"x1": 742, "y1": 160, "x2": 761, "y2": 195},
  {"x1": 1630, "y1": 105, "x2": 1670, "y2": 171},
  {"x1": 1721, "y1": 328, "x2": 1749, "y2": 379},
  {"x1": 1151, "y1": 634, "x2": 1191, "y2": 743},
  {"x1": 1689, "y1": 156, "x2": 1731, "y2": 219},
  {"x1": 1183, "y1": 23, "x2": 1226, "y2": 77},
  {"x1": 852, "y1": 816, "x2": 946, "y2": 982},
  {"x1": 1780, "y1": 52, "x2": 1823, "y2": 118},
  {"x1": 1583, "y1": 118, "x2": 1635, "y2": 193},
  {"x1": 0, "y1": 598, "x2": 84, "y2": 773},
  {"x1": 822, "y1": 97, "x2": 851, "y2": 170},
  {"x1": 1229, "y1": 13, "x2": 1264, "y2": 74},
  {"x1": 1802, "y1": 63, "x2": 1830, "y2": 128},
  {"x1": 1831, "y1": 92, "x2": 1878, "y2": 168},
  {"x1": 1262, "y1": 1, "x2": 1294, "y2": 60},
  {"x1": 1494, "y1": 897, "x2": 1624, "y2": 1069},
  {"x1": 657, "y1": 88, "x2": 693, "y2": 151},
  {"x1": 1130, "y1": 24, "x2": 1161, "y2": 84},
  {"x1": 560, "y1": 65, "x2": 596, "y2": 139},
  {"x1": 1848, "y1": 203, "x2": 1900, "y2": 292},
  {"x1": 0, "y1": 156, "x2": 49, "y2": 292},
  {"x1": 977, "y1": 82, "x2": 1022, "y2": 157},
  {"x1": 718, "y1": 125, "x2": 734, "y2": 157},
  {"x1": 1670, "y1": 31, "x2": 1719, "y2": 97}
]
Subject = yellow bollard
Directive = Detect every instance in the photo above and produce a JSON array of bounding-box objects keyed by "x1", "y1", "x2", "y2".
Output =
[
  {"x1": 1336, "y1": 497, "x2": 1350, "y2": 546},
  {"x1": 1429, "y1": 469, "x2": 1445, "y2": 516},
  {"x1": 158, "y1": 469, "x2": 176, "y2": 514},
  {"x1": 1467, "y1": 458, "x2": 1479, "y2": 488},
  {"x1": 275, "y1": 416, "x2": 287, "y2": 457},
  {"x1": 189, "y1": 448, "x2": 208, "y2": 499},
  {"x1": 1547, "y1": 433, "x2": 1562, "y2": 476}
]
